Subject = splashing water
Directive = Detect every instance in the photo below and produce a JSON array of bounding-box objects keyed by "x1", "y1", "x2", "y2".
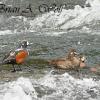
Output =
[
  {"x1": 0, "y1": 0, "x2": 100, "y2": 35},
  {"x1": 29, "y1": 0, "x2": 100, "y2": 32},
  {"x1": 0, "y1": 72, "x2": 100, "y2": 100},
  {"x1": 0, "y1": 77, "x2": 37, "y2": 100}
]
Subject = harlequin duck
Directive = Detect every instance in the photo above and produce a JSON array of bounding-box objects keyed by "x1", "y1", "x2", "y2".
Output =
[
  {"x1": 2, "y1": 40, "x2": 29, "y2": 72},
  {"x1": 49, "y1": 49, "x2": 86, "y2": 70}
]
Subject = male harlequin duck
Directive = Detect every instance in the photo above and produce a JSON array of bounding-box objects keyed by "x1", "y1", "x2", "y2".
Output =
[
  {"x1": 2, "y1": 40, "x2": 29, "y2": 72},
  {"x1": 49, "y1": 49, "x2": 86, "y2": 70}
]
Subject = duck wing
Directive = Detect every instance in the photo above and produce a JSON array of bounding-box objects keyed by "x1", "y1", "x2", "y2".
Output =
[{"x1": 2, "y1": 51, "x2": 16, "y2": 64}]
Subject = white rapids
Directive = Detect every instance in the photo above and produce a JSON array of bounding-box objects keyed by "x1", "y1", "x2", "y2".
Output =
[
  {"x1": 0, "y1": 72, "x2": 100, "y2": 100},
  {"x1": 0, "y1": 0, "x2": 100, "y2": 35},
  {"x1": 29, "y1": 0, "x2": 100, "y2": 32}
]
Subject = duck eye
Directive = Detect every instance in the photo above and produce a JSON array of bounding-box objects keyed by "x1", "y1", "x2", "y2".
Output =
[{"x1": 82, "y1": 60, "x2": 85, "y2": 63}]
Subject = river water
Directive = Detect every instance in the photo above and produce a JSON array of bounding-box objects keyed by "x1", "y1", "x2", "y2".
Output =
[{"x1": 0, "y1": 0, "x2": 100, "y2": 100}]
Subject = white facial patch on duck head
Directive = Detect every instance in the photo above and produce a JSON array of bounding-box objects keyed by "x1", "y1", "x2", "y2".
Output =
[
  {"x1": 70, "y1": 52, "x2": 77, "y2": 55},
  {"x1": 81, "y1": 56, "x2": 86, "y2": 62},
  {"x1": 10, "y1": 52, "x2": 15, "y2": 56}
]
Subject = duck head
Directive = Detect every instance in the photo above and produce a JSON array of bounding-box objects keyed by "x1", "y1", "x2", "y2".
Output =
[
  {"x1": 67, "y1": 48, "x2": 78, "y2": 60},
  {"x1": 79, "y1": 55, "x2": 86, "y2": 68},
  {"x1": 18, "y1": 40, "x2": 29, "y2": 49}
]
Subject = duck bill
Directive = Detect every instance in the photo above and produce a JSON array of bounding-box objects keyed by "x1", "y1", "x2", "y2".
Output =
[{"x1": 80, "y1": 62, "x2": 86, "y2": 68}]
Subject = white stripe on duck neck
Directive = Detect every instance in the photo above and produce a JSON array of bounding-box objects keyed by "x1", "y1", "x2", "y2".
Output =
[{"x1": 15, "y1": 46, "x2": 25, "y2": 51}]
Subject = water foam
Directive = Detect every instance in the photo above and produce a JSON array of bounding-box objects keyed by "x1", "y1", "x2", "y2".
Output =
[
  {"x1": 37, "y1": 72, "x2": 100, "y2": 100},
  {"x1": 0, "y1": 72, "x2": 100, "y2": 100},
  {"x1": 0, "y1": 77, "x2": 37, "y2": 100},
  {"x1": 0, "y1": 0, "x2": 100, "y2": 35},
  {"x1": 0, "y1": 30, "x2": 13, "y2": 35},
  {"x1": 29, "y1": 0, "x2": 100, "y2": 33}
]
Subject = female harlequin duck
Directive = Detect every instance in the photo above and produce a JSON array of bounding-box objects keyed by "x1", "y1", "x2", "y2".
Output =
[
  {"x1": 2, "y1": 40, "x2": 29, "y2": 72},
  {"x1": 49, "y1": 49, "x2": 86, "y2": 70}
]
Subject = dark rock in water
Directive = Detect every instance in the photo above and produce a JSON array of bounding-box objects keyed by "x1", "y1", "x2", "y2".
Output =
[
  {"x1": 87, "y1": 89, "x2": 97, "y2": 98},
  {"x1": 85, "y1": 3, "x2": 91, "y2": 7}
]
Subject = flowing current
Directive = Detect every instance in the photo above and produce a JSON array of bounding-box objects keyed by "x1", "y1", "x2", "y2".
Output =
[{"x1": 0, "y1": 0, "x2": 100, "y2": 100}]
